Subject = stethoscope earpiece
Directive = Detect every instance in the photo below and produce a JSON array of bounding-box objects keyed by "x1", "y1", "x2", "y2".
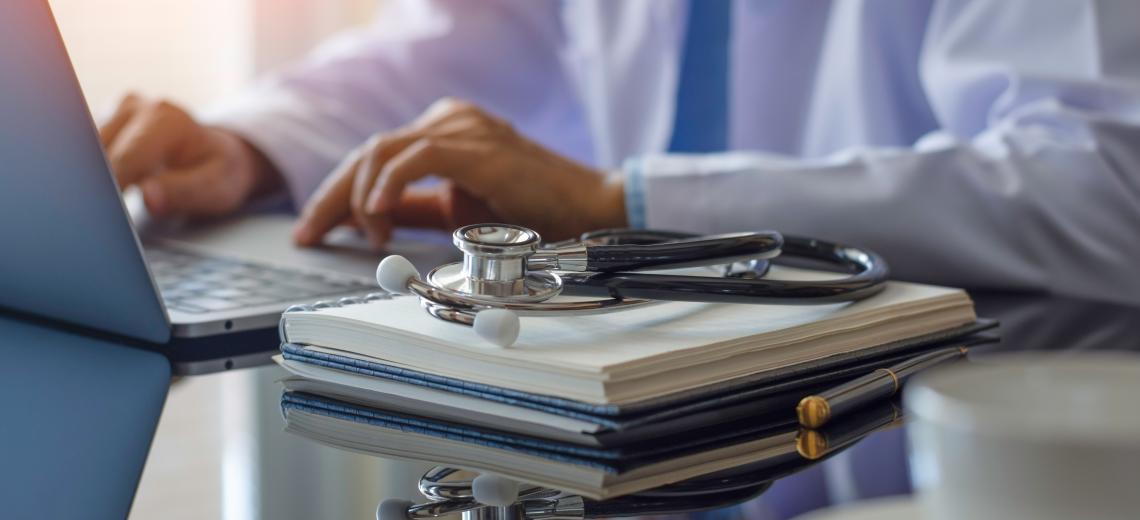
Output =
[
  {"x1": 374, "y1": 224, "x2": 889, "y2": 347},
  {"x1": 473, "y1": 309, "x2": 520, "y2": 348},
  {"x1": 376, "y1": 255, "x2": 420, "y2": 295},
  {"x1": 376, "y1": 499, "x2": 414, "y2": 520},
  {"x1": 471, "y1": 473, "x2": 521, "y2": 507}
]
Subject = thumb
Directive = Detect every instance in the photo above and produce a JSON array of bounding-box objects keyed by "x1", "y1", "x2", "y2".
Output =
[
  {"x1": 140, "y1": 164, "x2": 244, "y2": 218},
  {"x1": 387, "y1": 183, "x2": 499, "y2": 231},
  {"x1": 440, "y1": 184, "x2": 499, "y2": 228}
]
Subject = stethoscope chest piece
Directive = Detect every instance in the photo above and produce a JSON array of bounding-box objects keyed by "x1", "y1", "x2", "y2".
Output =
[{"x1": 427, "y1": 224, "x2": 562, "y2": 303}]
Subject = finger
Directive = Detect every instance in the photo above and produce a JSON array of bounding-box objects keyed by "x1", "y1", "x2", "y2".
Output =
[
  {"x1": 366, "y1": 138, "x2": 476, "y2": 215},
  {"x1": 390, "y1": 183, "x2": 500, "y2": 230},
  {"x1": 351, "y1": 130, "x2": 420, "y2": 219},
  {"x1": 349, "y1": 132, "x2": 430, "y2": 248},
  {"x1": 98, "y1": 93, "x2": 141, "y2": 149},
  {"x1": 355, "y1": 211, "x2": 393, "y2": 249},
  {"x1": 383, "y1": 184, "x2": 498, "y2": 231},
  {"x1": 138, "y1": 162, "x2": 244, "y2": 218},
  {"x1": 387, "y1": 185, "x2": 449, "y2": 230},
  {"x1": 414, "y1": 97, "x2": 474, "y2": 127},
  {"x1": 106, "y1": 101, "x2": 197, "y2": 188},
  {"x1": 441, "y1": 184, "x2": 500, "y2": 227},
  {"x1": 293, "y1": 153, "x2": 362, "y2": 247}
]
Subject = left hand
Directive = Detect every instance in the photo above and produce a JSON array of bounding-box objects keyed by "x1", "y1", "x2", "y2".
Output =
[{"x1": 293, "y1": 98, "x2": 627, "y2": 248}]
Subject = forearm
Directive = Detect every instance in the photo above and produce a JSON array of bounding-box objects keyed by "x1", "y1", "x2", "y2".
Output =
[
  {"x1": 630, "y1": 125, "x2": 1140, "y2": 305},
  {"x1": 204, "y1": 0, "x2": 576, "y2": 211}
]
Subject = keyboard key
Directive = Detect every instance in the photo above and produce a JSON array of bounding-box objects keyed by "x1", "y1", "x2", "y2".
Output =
[
  {"x1": 227, "y1": 277, "x2": 269, "y2": 290},
  {"x1": 234, "y1": 295, "x2": 281, "y2": 306},
  {"x1": 168, "y1": 281, "x2": 215, "y2": 293},
  {"x1": 202, "y1": 288, "x2": 247, "y2": 299},
  {"x1": 179, "y1": 297, "x2": 240, "y2": 312},
  {"x1": 256, "y1": 284, "x2": 319, "y2": 298},
  {"x1": 161, "y1": 289, "x2": 199, "y2": 300}
]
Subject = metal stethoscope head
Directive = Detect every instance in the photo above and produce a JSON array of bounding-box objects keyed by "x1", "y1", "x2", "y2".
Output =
[{"x1": 377, "y1": 223, "x2": 889, "y2": 348}]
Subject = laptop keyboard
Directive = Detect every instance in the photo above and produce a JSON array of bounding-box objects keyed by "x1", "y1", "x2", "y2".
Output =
[{"x1": 145, "y1": 246, "x2": 375, "y2": 314}]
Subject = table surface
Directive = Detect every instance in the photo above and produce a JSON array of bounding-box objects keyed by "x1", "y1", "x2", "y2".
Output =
[{"x1": 5, "y1": 290, "x2": 1140, "y2": 519}]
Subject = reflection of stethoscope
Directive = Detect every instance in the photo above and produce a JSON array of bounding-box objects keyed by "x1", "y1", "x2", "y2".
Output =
[
  {"x1": 377, "y1": 224, "x2": 889, "y2": 347},
  {"x1": 377, "y1": 466, "x2": 775, "y2": 520}
]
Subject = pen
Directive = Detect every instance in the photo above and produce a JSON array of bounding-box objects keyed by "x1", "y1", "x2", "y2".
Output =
[
  {"x1": 796, "y1": 400, "x2": 903, "y2": 460},
  {"x1": 796, "y1": 345, "x2": 969, "y2": 429}
]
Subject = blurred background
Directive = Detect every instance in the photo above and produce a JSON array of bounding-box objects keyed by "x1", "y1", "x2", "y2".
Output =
[
  {"x1": 46, "y1": 1, "x2": 426, "y2": 519},
  {"x1": 51, "y1": 0, "x2": 376, "y2": 111}
]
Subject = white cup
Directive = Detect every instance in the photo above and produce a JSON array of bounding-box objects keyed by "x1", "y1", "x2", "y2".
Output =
[{"x1": 905, "y1": 353, "x2": 1140, "y2": 520}]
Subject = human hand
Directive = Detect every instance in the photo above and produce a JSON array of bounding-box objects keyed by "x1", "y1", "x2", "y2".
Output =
[
  {"x1": 99, "y1": 94, "x2": 281, "y2": 217},
  {"x1": 293, "y1": 98, "x2": 626, "y2": 248}
]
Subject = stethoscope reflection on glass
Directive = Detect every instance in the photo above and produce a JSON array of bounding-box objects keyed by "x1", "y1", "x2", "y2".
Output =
[
  {"x1": 376, "y1": 466, "x2": 775, "y2": 520},
  {"x1": 376, "y1": 223, "x2": 889, "y2": 347}
]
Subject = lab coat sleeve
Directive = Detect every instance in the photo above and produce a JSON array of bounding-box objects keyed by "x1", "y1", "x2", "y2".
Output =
[
  {"x1": 205, "y1": 0, "x2": 586, "y2": 208},
  {"x1": 633, "y1": 0, "x2": 1140, "y2": 305}
]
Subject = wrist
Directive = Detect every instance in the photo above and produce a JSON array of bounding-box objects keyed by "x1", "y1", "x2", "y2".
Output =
[
  {"x1": 219, "y1": 128, "x2": 283, "y2": 201},
  {"x1": 593, "y1": 173, "x2": 628, "y2": 230}
]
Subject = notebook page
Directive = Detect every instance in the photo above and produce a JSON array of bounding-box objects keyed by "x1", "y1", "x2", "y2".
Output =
[{"x1": 289, "y1": 278, "x2": 967, "y2": 374}]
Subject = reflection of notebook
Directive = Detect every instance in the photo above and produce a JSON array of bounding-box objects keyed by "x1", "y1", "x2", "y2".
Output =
[
  {"x1": 279, "y1": 392, "x2": 901, "y2": 500},
  {"x1": 278, "y1": 272, "x2": 978, "y2": 406}
]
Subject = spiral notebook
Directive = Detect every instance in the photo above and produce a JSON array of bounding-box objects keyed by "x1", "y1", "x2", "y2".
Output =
[{"x1": 278, "y1": 268, "x2": 978, "y2": 406}]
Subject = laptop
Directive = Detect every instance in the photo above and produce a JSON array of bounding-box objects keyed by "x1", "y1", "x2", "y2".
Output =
[{"x1": 0, "y1": 1, "x2": 384, "y2": 373}]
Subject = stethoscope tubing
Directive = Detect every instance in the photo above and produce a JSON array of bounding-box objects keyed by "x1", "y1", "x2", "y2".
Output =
[{"x1": 557, "y1": 235, "x2": 888, "y2": 305}]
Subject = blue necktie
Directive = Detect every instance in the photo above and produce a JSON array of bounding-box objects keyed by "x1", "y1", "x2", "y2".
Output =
[{"x1": 668, "y1": 0, "x2": 731, "y2": 153}]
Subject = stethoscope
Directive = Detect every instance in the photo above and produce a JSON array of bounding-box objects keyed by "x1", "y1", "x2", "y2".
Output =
[
  {"x1": 377, "y1": 465, "x2": 775, "y2": 520},
  {"x1": 376, "y1": 223, "x2": 889, "y2": 347}
]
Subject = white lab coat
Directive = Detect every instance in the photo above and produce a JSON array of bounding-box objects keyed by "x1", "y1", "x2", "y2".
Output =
[{"x1": 213, "y1": 0, "x2": 1140, "y2": 305}]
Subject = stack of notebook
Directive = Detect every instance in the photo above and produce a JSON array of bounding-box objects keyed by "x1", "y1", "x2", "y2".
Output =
[{"x1": 276, "y1": 267, "x2": 992, "y2": 498}]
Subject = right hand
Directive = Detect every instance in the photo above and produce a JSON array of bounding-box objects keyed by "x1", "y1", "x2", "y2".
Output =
[
  {"x1": 98, "y1": 93, "x2": 281, "y2": 218},
  {"x1": 293, "y1": 99, "x2": 626, "y2": 248}
]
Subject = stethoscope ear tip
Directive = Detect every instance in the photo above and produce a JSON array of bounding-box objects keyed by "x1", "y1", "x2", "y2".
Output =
[
  {"x1": 376, "y1": 255, "x2": 420, "y2": 294},
  {"x1": 376, "y1": 498, "x2": 414, "y2": 520},
  {"x1": 474, "y1": 309, "x2": 520, "y2": 348},
  {"x1": 471, "y1": 473, "x2": 521, "y2": 507}
]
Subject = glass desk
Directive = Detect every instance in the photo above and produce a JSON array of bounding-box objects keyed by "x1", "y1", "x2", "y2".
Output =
[{"x1": 259, "y1": 292, "x2": 1140, "y2": 519}]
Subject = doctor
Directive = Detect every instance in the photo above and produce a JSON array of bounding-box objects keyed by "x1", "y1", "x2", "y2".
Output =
[{"x1": 100, "y1": 0, "x2": 1140, "y2": 306}]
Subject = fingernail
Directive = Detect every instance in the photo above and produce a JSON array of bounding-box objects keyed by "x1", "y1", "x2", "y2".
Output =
[
  {"x1": 365, "y1": 230, "x2": 386, "y2": 249},
  {"x1": 293, "y1": 225, "x2": 313, "y2": 245},
  {"x1": 365, "y1": 197, "x2": 383, "y2": 216},
  {"x1": 373, "y1": 194, "x2": 395, "y2": 213},
  {"x1": 142, "y1": 180, "x2": 165, "y2": 214}
]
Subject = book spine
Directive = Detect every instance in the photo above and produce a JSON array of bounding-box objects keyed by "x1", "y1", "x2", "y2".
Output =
[{"x1": 278, "y1": 291, "x2": 396, "y2": 344}]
